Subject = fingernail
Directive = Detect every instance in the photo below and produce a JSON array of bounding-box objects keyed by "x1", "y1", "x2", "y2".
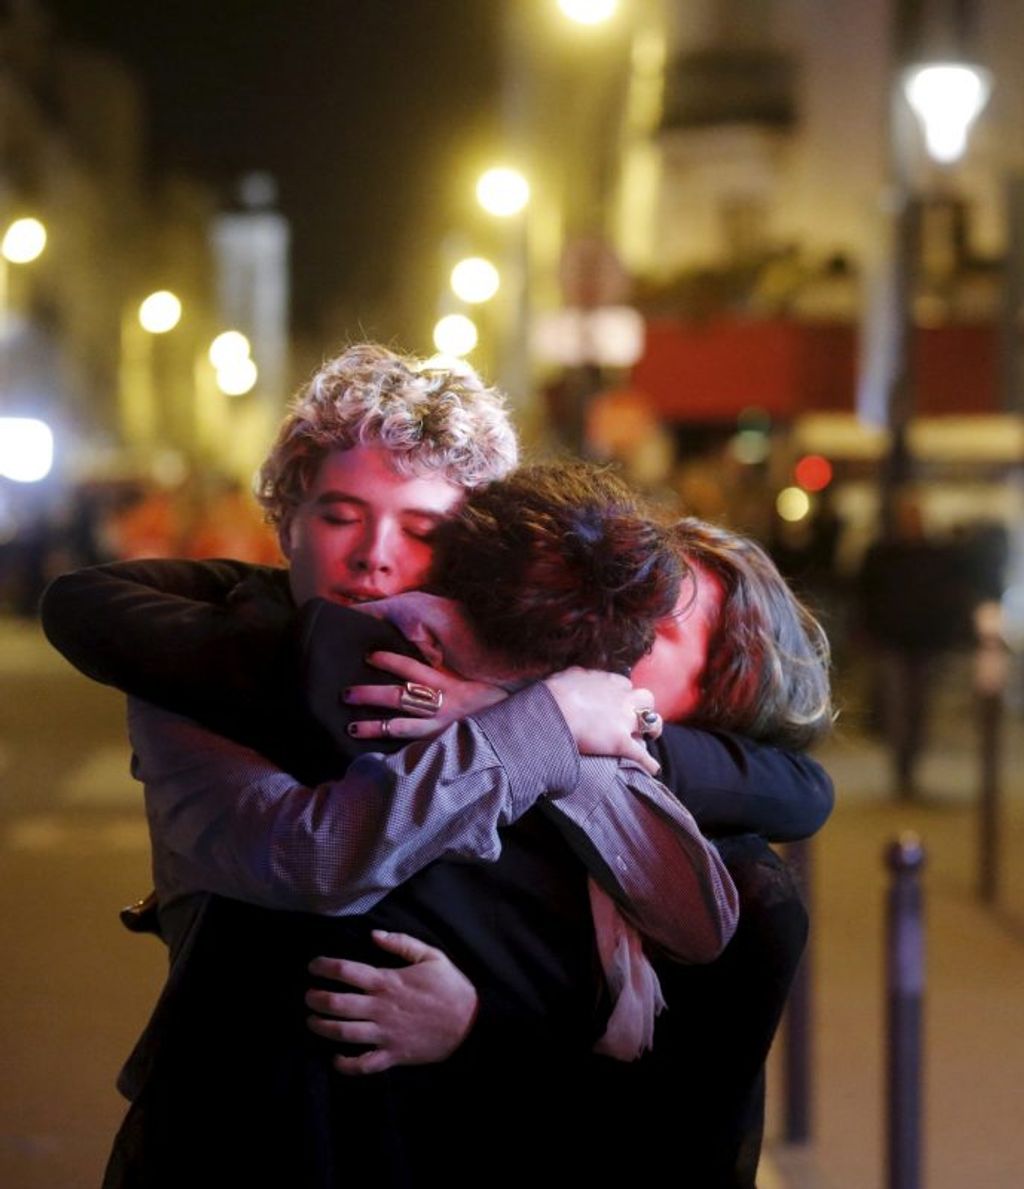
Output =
[
  {"x1": 341, "y1": 688, "x2": 352, "y2": 702},
  {"x1": 346, "y1": 723, "x2": 359, "y2": 736}
]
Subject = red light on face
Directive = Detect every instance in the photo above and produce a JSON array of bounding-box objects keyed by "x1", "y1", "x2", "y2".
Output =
[{"x1": 794, "y1": 454, "x2": 833, "y2": 492}]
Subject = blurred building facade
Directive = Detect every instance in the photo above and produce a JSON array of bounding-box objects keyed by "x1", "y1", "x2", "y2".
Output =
[
  {"x1": 1, "y1": 2, "x2": 290, "y2": 494},
  {"x1": 514, "y1": 0, "x2": 1024, "y2": 568}
]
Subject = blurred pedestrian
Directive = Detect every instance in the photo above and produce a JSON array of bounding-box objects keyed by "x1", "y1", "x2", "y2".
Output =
[{"x1": 858, "y1": 491, "x2": 971, "y2": 798}]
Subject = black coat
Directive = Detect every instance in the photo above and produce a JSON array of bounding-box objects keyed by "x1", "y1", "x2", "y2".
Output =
[{"x1": 42, "y1": 560, "x2": 827, "y2": 1188}]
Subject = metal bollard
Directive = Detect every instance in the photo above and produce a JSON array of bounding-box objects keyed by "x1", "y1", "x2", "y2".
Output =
[
  {"x1": 885, "y1": 833, "x2": 926, "y2": 1189},
  {"x1": 783, "y1": 836, "x2": 813, "y2": 1143}
]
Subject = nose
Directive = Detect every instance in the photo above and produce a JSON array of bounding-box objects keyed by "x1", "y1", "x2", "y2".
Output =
[{"x1": 349, "y1": 518, "x2": 398, "y2": 577}]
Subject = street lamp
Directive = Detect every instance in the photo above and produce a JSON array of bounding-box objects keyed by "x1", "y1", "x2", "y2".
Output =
[
  {"x1": 208, "y1": 330, "x2": 251, "y2": 370},
  {"x1": 0, "y1": 416, "x2": 53, "y2": 482},
  {"x1": 451, "y1": 257, "x2": 500, "y2": 304},
  {"x1": 120, "y1": 291, "x2": 184, "y2": 450},
  {"x1": 903, "y1": 62, "x2": 992, "y2": 165},
  {"x1": 433, "y1": 313, "x2": 479, "y2": 357},
  {"x1": 138, "y1": 290, "x2": 182, "y2": 334},
  {"x1": 867, "y1": 54, "x2": 993, "y2": 535},
  {"x1": 1, "y1": 217, "x2": 48, "y2": 451},
  {"x1": 476, "y1": 168, "x2": 530, "y2": 218},
  {"x1": 557, "y1": 0, "x2": 618, "y2": 26},
  {"x1": 1, "y1": 217, "x2": 47, "y2": 265},
  {"x1": 216, "y1": 356, "x2": 258, "y2": 397},
  {"x1": 474, "y1": 167, "x2": 532, "y2": 402}
]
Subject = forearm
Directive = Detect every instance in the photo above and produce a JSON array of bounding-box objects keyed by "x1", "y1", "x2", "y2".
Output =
[
  {"x1": 655, "y1": 723, "x2": 834, "y2": 841},
  {"x1": 135, "y1": 684, "x2": 580, "y2": 914},
  {"x1": 40, "y1": 559, "x2": 293, "y2": 715},
  {"x1": 541, "y1": 759, "x2": 739, "y2": 963}
]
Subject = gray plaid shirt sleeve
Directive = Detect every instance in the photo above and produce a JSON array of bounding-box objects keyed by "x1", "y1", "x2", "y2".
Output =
[{"x1": 130, "y1": 683, "x2": 579, "y2": 915}]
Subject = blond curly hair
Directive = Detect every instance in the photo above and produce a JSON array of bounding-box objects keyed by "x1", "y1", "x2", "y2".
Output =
[{"x1": 256, "y1": 344, "x2": 518, "y2": 527}]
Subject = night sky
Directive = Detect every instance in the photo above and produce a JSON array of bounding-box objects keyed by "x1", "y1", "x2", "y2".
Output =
[{"x1": 47, "y1": 1, "x2": 501, "y2": 347}]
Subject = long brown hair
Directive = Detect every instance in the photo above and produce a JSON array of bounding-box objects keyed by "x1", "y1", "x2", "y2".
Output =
[{"x1": 672, "y1": 518, "x2": 833, "y2": 749}]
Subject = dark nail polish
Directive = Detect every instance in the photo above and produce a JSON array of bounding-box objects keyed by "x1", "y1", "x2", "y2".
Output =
[{"x1": 346, "y1": 723, "x2": 359, "y2": 736}]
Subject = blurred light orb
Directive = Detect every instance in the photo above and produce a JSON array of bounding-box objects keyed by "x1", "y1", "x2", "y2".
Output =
[
  {"x1": 451, "y1": 257, "x2": 500, "y2": 303},
  {"x1": 139, "y1": 290, "x2": 182, "y2": 334},
  {"x1": 558, "y1": 0, "x2": 618, "y2": 25},
  {"x1": 433, "y1": 314, "x2": 478, "y2": 357},
  {"x1": 216, "y1": 357, "x2": 258, "y2": 396},
  {"x1": 0, "y1": 417, "x2": 54, "y2": 483},
  {"x1": 2, "y1": 217, "x2": 47, "y2": 264},
  {"x1": 209, "y1": 330, "x2": 252, "y2": 369},
  {"x1": 730, "y1": 429, "x2": 771, "y2": 465},
  {"x1": 904, "y1": 63, "x2": 991, "y2": 164},
  {"x1": 794, "y1": 453, "x2": 833, "y2": 492},
  {"x1": 776, "y1": 486, "x2": 811, "y2": 523},
  {"x1": 476, "y1": 168, "x2": 530, "y2": 217}
]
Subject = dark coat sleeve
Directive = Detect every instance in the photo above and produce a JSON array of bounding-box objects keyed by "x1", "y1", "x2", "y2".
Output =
[
  {"x1": 653, "y1": 723, "x2": 834, "y2": 841},
  {"x1": 39, "y1": 557, "x2": 325, "y2": 775}
]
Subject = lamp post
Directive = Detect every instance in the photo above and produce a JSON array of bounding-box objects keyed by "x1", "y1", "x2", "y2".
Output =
[
  {"x1": 1, "y1": 217, "x2": 48, "y2": 407},
  {"x1": 120, "y1": 290, "x2": 183, "y2": 452},
  {"x1": 875, "y1": 55, "x2": 991, "y2": 535},
  {"x1": 475, "y1": 165, "x2": 531, "y2": 406}
]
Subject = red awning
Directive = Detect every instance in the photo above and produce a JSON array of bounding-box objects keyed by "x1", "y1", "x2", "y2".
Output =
[{"x1": 632, "y1": 318, "x2": 998, "y2": 421}]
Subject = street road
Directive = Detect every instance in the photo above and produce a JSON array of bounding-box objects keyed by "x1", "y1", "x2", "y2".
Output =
[{"x1": 0, "y1": 617, "x2": 164, "y2": 1189}]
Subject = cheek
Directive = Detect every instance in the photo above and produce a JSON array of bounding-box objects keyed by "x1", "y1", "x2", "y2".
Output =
[
  {"x1": 397, "y1": 540, "x2": 436, "y2": 587},
  {"x1": 632, "y1": 632, "x2": 705, "y2": 723}
]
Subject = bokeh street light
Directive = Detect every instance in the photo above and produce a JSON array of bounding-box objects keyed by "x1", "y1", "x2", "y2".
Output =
[
  {"x1": 0, "y1": 416, "x2": 54, "y2": 482},
  {"x1": 777, "y1": 486, "x2": 811, "y2": 523},
  {"x1": 433, "y1": 313, "x2": 479, "y2": 357},
  {"x1": 216, "y1": 355, "x2": 259, "y2": 396},
  {"x1": 208, "y1": 330, "x2": 251, "y2": 370},
  {"x1": 1, "y1": 217, "x2": 47, "y2": 265},
  {"x1": 557, "y1": 0, "x2": 618, "y2": 26},
  {"x1": 450, "y1": 256, "x2": 500, "y2": 303},
  {"x1": 903, "y1": 62, "x2": 992, "y2": 164},
  {"x1": 138, "y1": 290, "x2": 182, "y2": 334},
  {"x1": 475, "y1": 168, "x2": 530, "y2": 218}
]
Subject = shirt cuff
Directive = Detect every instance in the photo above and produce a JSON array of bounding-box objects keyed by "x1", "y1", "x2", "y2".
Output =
[{"x1": 471, "y1": 682, "x2": 580, "y2": 813}]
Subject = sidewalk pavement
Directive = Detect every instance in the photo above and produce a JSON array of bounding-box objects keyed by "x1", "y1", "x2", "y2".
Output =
[{"x1": 760, "y1": 677, "x2": 1024, "y2": 1189}]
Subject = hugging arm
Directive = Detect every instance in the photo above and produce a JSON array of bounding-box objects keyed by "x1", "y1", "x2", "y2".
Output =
[
  {"x1": 135, "y1": 681, "x2": 738, "y2": 962},
  {"x1": 654, "y1": 723, "x2": 834, "y2": 842},
  {"x1": 132, "y1": 685, "x2": 579, "y2": 917},
  {"x1": 40, "y1": 559, "x2": 301, "y2": 751},
  {"x1": 42, "y1": 560, "x2": 832, "y2": 843}
]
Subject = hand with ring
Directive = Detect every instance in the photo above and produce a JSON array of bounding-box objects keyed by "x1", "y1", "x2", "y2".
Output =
[
  {"x1": 635, "y1": 708, "x2": 663, "y2": 740},
  {"x1": 542, "y1": 667, "x2": 662, "y2": 775},
  {"x1": 344, "y1": 651, "x2": 508, "y2": 742}
]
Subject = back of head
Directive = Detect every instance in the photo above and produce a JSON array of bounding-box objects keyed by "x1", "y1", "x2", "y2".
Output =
[
  {"x1": 432, "y1": 461, "x2": 683, "y2": 675},
  {"x1": 256, "y1": 343, "x2": 518, "y2": 527},
  {"x1": 673, "y1": 518, "x2": 832, "y2": 750}
]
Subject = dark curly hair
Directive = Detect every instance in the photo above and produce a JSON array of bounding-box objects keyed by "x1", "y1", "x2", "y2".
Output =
[{"x1": 430, "y1": 462, "x2": 683, "y2": 675}]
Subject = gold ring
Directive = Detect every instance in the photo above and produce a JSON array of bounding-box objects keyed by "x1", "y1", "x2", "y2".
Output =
[{"x1": 398, "y1": 681, "x2": 444, "y2": 715}]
